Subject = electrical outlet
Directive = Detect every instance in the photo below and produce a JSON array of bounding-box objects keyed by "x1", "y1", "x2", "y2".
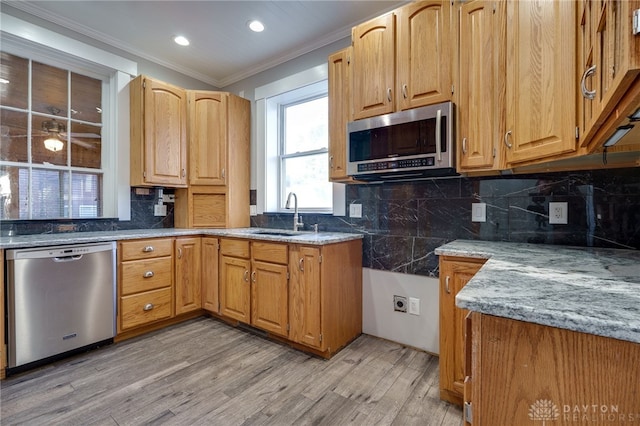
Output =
[
  {"x1": 471, "y1": 202, "x2": 487, "y2": 222},
  {"x1": 250, "y1": 205, "x2": 257, "y2": 216},
  {"x1": 393, "y1": 295, "x2": 407, "y2": 312},
  {"x1": 549, "y1": 202, "x2": 568, "y2": 224},
  {"x1": 408, "y1": 297, "x2": 420, "y2": 315},
  {"x1": 154, "y1": 204, "x2": 167, "y2": 217},
  {"x1": 349, "y1": 203, "x2": 362, "y2": 218}
]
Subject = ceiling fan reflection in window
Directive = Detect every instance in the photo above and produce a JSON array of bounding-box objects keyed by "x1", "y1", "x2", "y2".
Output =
[{"x1": 40, "y1": 107, "x2": 101, "y2": 152}]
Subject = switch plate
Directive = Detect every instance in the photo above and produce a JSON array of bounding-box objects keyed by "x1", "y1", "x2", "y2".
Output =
[
  {"x1": 349, "y1": 203, "x2": 362, "y2": 218},
  {"x1": 408, "y1": 297, "x2": 420, "y2": 315},
  {"x1": 549, "y1": 202, "x2": 568, "y2": 224},
  {"x1": 471, "y1": 203, "x2": 487, "y2": 222},
  {"x1": 154, "y1": 204, "x2": 167, "y2": 216}
]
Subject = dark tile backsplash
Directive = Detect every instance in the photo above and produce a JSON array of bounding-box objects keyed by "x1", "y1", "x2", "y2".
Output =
[
  {"x1": 253, "y1": 167, "x2": 639, "y2": 277},
  {"x1": 3, "y1": 168, "x2": 638, "y2": 278}
]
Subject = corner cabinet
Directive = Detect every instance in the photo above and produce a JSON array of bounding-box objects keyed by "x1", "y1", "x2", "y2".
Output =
[
  {"x1": 503, "y1": 0, "x2": 578, "y2": 166},
  {"x1": 351, "y1": 0, "x2": 453, "y2": 120},
  {"x1": 129, "y1": 75, "x2": 188, "y2": 187},
  {"x1": 174, "y1": 93, "x2": 250, "y2": 229},
  {"x1": 439, "y1": 255, "x2": 486, "y2": 406}
]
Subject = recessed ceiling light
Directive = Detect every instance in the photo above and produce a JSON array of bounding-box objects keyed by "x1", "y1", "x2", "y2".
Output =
[
  {"x1": 173, "y1": 35, "x2": 190, "y2": 46},
  {"x1": 248, "y1": 20, "x2": 265, "y2": 32}
]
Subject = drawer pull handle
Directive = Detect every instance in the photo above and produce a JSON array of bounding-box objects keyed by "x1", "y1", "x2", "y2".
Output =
[
  {"x1": 445, "y1": 276, "x2": 451, "y2": 294},
  {"x1": 581, "y1": 65, "x2": 597, "y2": 100},
  {"x1": 143, "y1": 246, "x2": 154, "y2": 253},
  {"x1": 144, "y1": 271, "x2": 154, "y2": 278},
  {"x1": 251, "y1": 271, "x2": 256, "y2": 282},
  {"x1": 503, "y1": 130, "x2": 513, "y2": 149},
  {"x1": 299, "y1": 258, "x2": 304, "y2": 272},
  {"x1": 243, "y1": 270, "x2": 249, "y2": 282},
  {"x1": 143, "y1": 303, "x2": 154, "y2": 311}
]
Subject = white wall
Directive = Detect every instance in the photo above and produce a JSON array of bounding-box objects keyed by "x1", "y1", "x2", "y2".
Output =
[{"x1": 363, "y1": 268, "x2": 440, "y2": 354}]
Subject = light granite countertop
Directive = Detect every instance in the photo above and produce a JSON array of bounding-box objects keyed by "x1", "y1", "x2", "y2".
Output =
[
  {"x1": 0, "y1": 227, "x2": 363, "y2": 250},
  {"x1": 435, "y1": 240, "x2": 640, "y2": 344}
]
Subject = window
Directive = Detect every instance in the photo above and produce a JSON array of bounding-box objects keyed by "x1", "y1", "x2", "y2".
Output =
[
  {"x1": 0, "y1": 51, "x2": 104, "y2": 219},
  {"x1": 279, "y1": 92, "x2": 332, "y2": 211}
]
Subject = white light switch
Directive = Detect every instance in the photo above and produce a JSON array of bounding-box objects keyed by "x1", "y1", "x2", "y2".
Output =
[
  {"x1": 349, "y1": 203, "x2": 362, "y2": 218},
  {"x1": 472, "y1": 203, "x2": 486, "y2": 222}
]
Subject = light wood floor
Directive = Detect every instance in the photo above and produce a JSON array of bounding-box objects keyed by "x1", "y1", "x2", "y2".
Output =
[{"x1": 1, "y1": 317, "x2": 463, "y2": 425}]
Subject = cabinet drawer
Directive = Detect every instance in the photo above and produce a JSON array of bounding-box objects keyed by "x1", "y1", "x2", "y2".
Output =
[
  {"x1": 120, "y1": 287, "x2": 173, "y2": 330},
  {"x1": 121, "y1": 257, "x2": 172, "y2": 295},
  {"x1": 220, "y1": 239, "x2": 250, "y2": 258},
  {"x1": 252, "y1": 242, "x2": 288, "y2": 264},
  {"x1": 120, "y1": 238, "x2": 173, "y2": 260}
]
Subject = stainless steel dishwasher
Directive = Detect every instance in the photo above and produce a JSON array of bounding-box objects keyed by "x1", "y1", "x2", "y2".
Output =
[{"x1": 6, "y1": 241, "x2": 116, "y2": 373}]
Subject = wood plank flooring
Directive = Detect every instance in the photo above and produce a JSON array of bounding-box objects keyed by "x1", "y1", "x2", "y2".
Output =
[{"x1": 0, "y1": 317, "x2": 463, "y2": 425}]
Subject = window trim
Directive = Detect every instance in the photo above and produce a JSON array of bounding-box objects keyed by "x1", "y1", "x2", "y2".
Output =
[{"x1": 1, "y1": 12, "x2": 136, "y2": 220}]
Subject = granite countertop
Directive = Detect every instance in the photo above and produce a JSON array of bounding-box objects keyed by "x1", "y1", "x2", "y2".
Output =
[
  {"x1": 435, "y1": 240, "x2": 640, "y2": 344},
  {"x1": 0, "y1": 227, "x2": 363, "y2": 250}
]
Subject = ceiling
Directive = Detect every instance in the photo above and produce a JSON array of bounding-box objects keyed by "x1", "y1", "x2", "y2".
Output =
[{"x1": 6, "y1": 1, "x2": 407, "y2": 88}]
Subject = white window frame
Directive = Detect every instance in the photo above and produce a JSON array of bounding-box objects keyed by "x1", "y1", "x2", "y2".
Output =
[
  {"x1": 255, "y1": 64, "x2": 345, "y2": 216},
  {"x1": 1, "y1": 13, "x2": 136, "y2": 220}
]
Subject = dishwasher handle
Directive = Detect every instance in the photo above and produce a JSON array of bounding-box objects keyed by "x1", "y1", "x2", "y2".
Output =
[{"x1": 53, "y1": 255, "x2": 83, "y2": 262}]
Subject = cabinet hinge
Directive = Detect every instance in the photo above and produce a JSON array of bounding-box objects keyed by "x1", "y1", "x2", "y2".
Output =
[
  {"x1": 492, "y1": 147, "x2": 496, "y2": 158},
  {"x1": 451, "y1": 84, "x2": 455, "y2": 95},
  {"x1": 142, "y1": 80, "x2": 146, "y2": 89},
  {"x1": 286, "y1": 324, "x2": 290, "y2": 332},
  {"x1": 633, "y1": 9, "x2": 640, "y2": 35},
  {"x1": 319, "y1": 333, "x2": 323, "y2": 342},
  {"x1": 347, "y1": 55, "x2": 351, "y2": 65},
  {"x1": 493, "y1": 2, "x2": 496, "y2": 13},
  {"x1": 287, "y1": 272, "x2": 290, "y2": 280},
  {"x1": 464, "y1": 402, "x2": 473, "y2": 423},
  {"x1": 319, "y1": 255, "x2": 323, "y2": 263},
  {"x1": 143, "y1": 171, "x2": 146, "y2": 178},
  {"x1": 575, "y1": 126, "x2": 580, "y2": 140}
]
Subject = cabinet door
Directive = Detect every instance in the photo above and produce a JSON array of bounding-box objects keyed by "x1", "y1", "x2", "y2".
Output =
[
  {"x1": 219, "y1": 255, "x2": 251, "y2": 323},
  {"x1": 188, "y1": 91, "x2": 227, "y2": 185},
  {"x1": 175, "y1": 237, "x2": 202, "y2": 315},
  {"x1": 251, "y1": 261, "x2": 289, "y2": 337},
  {"x1": 351, "y1": 12, "x2": 395, "y2": 120},
  {"x1": 328, "y1": 47, "x2": 353, "y2": 182},
  {"x1": 459, "y1": 1, "x2": 501, "y2": 171},
  {"x1": 1, "y1": 250, "x2": 4, "y2": 378},
  {"x1": 142, "y1": 77, "x2": 187, "y2": 186},
  {"x1": 202, "y1": 237, "x2": 220, "y2": 313},
  {"x1": 396, "y1": 0, "x2": 452, "y2": 111},
  {"x1": 504, "y1": 0, "x2": 577, "y2": 165},
  {"x1": 289, "y1": 246, "x2": 322, "y2": 349},
  {"x1": 439, "y1": 256, "x2": 485, "y2": 406}
]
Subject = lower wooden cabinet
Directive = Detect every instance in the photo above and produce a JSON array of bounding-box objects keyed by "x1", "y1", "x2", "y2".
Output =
[
  {"x1": 467, "y1": 312, "x2": 640, "y2": 425},
  {"x1": 289, "y1": 245, "x2": 322, "y2": 348},
  {"x1": 0, "y1": 250, "x2": 5, "y2": 379},
  {"x1": 175, "y1": 237, "x2": 202, "y2": 315},
  {"x1": 118, "y1": 238, "x2": 175, "y2": 333},
  {"x1": 251, "y1": 242, "x2": 289, "y2": 337},
  {"x1": 219, "y1": 239, "x2": 251, "y2": 322},
  {"x1": 439, "y1": 255, "x2": 486, "y2": 406},
  {"x1": 201, "y1": 237, "x2": 220, "y2": 313}
]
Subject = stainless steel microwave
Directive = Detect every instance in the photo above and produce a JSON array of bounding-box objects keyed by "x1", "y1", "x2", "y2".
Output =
[{"x1": 347, "y1": 102, "x2": 456, "y2": 180}]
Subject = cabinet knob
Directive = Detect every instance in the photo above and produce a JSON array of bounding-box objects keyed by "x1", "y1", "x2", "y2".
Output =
[
  {"x1": 143, "y1": 246, "x2": 154, "y2": 253},
  {"x1": 504, "y1": 130, "x2": 513, "y2": 149},
  {"x1": 143, "y1": 303, "x2": 154, "y2": 311},
  {"x1": 445, "y1": 276, "x2": 451, "y2": 294},
  {"x1": 580, "y1": 65, "x2": 597, "y2": 100},
  {"x1": 143, "y1": 271, "x2": 154, "y2": 278}
]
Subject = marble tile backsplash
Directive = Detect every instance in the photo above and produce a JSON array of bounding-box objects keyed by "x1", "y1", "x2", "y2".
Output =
[
  {"x1": 2, "y1": 168, "x2": 638, "y2": 278},
  {"x1": 253, "y1": 167, "x2": 639, "y2": 277}
]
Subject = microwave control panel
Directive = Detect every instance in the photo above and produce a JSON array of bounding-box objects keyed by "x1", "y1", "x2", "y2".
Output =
[{"x1": 357, "y1": 157, "x2": 435, "y2": 172}]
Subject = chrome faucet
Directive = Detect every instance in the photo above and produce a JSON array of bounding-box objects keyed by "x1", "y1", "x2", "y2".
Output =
[{"x1": 285, "y1": 192, "x2": 304, "y2": 232}]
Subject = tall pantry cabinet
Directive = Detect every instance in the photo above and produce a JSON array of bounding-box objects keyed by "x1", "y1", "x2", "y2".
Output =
[{"x1": 174, "y1": 92, "x2": 250, "y2": 229}]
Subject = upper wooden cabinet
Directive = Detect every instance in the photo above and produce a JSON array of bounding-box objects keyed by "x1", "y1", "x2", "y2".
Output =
[
  {"x1": 187, "y1": 91, "x2": 227, "y2": 186},
  {"x1": 458, "y1": 0, "x2": 504, "y2": 172},
  {"x1": 503, "y1": 0, "x2": 578, "y2": 166},
  {"x1": 577, "y1": 0, "x2": 640, "y2": 149},
  {"x1": 328, "y1": 47, "x2": 353, "y2": 182},
  {"x1": 130, "y1": 75, "x2": 188, "y2": 187},
  {"x1": 351, "y1": 1, "x2": 453, "y2": 120},
  {"x1": 396, "y1": 1, "x2": 452, "y2": 111}
]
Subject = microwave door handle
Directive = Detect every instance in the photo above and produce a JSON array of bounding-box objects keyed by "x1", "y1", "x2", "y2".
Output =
[{"x1": 435, "y1": 108, "x2": 442, "y2": 162}]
